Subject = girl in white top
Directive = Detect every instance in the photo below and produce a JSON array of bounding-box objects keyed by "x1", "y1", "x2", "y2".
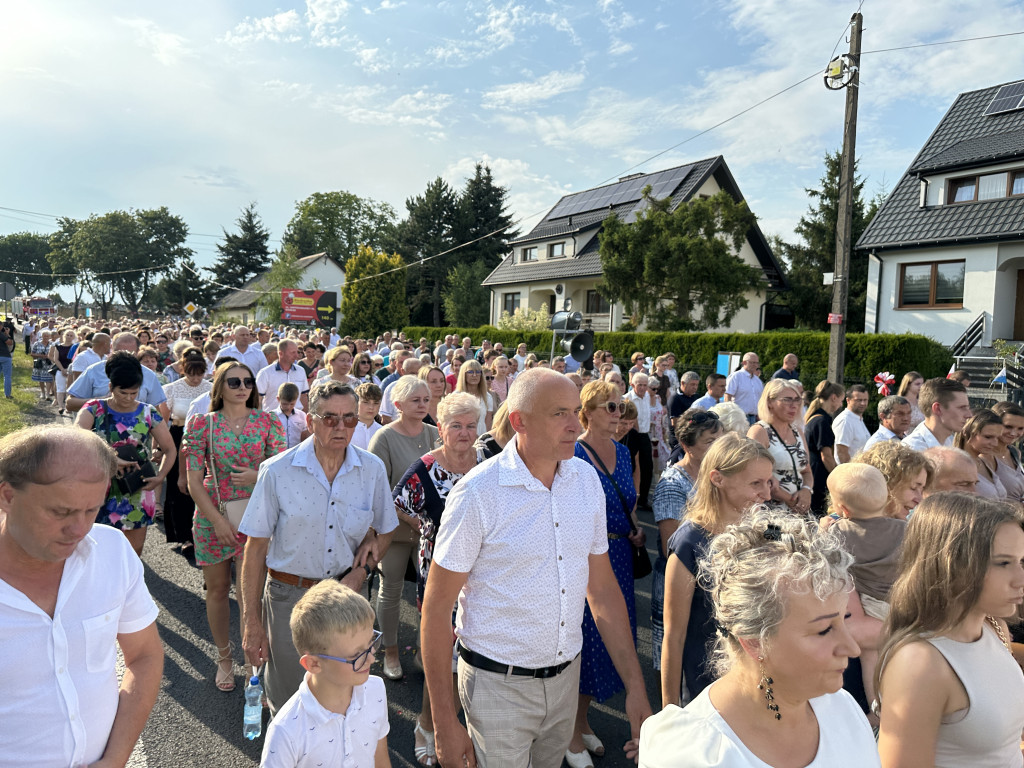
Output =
[
  {"x1": 640, "y1": 508, "x2": 880, "y2": 768},
  {"x1": 877, "y1": 493, "x2": 1024, "y2": 768}
]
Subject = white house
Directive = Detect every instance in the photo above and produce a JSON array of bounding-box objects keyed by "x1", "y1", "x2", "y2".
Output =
[
  {"x1": 214, "y1": 252, "x2": 346, "y2": 327},
  {"x1": 481, "y1": 157, "x2": 789, "y2": 332},
  {"x1": 859, "y1": 79, "x2": 1024, "y2": 347}
]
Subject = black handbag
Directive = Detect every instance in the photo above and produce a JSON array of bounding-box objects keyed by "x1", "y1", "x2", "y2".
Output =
[
  {"x1": 578, "y1": 440, "x2": 653, "y2": 580},
  {"x1": 114, "y1": 444, "x2": 157, "y2": 496}
]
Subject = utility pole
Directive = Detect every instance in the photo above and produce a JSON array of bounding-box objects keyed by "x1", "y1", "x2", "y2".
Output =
[{"x1": 827, "y1": 12, "x2": 862, "y2": 385}]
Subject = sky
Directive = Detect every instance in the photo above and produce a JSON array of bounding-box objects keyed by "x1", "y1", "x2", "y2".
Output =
[{"x1": 3, "y1": 0, "x2": 1024, "y2": 279}]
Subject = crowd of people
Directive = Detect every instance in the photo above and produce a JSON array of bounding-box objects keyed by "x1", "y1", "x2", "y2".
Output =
[{"x1": 3, "y1": 315, "x2": 1024, "y2": 768}]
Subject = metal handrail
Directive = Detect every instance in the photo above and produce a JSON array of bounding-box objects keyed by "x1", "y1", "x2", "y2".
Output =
[{"x1": 950, "y1": 312, "x2": 985, "y2": 357}]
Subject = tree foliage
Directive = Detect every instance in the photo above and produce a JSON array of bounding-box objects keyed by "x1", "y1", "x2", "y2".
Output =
[
  {"x1": 775, "y1": 150, "x2": 880, "y2": 331},
  {"x1": 457, "y1": 163, "x2": 519, "y2": 268},
  {"x1": 282, "y1": 191, "x2": 396, "y2": 265},
  {"x1": 149, "y1": 254, "x2": 217, "y2": 315},
  {"x1": 47, "y1": 217, "x2": 87, "y2": 316},
  {"x1": 340, "y1": 245, "x2": 409, "y2": 337},
  {"x1": 256, "y1": 244, "x2": 309, "y2": 324},
  {"x1": 442, "y1": 259, "x2": 492, "y2": 327},
  {"x1": 496, "y1": 305, "x2": 551, "y2": 331},
  {"x1": 597, "y1": 189, "x2": 762, "y2": 332},
  {"x1": 210, "y1": 202, "x2": 271, "y2": 299},
  {"x1": 0, "y1": 232, "x2": 55, "y2": 295}
]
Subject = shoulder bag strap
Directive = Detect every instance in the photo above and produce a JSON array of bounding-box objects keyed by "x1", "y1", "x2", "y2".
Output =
[
  {"x1": 766, "y1": 423, "x2": 802, "y2": 490},
  {"x1": 578, "y1": 439, "x2": 637, "y2": 533},
  {"x1": 207, "y1": 413, "x2": 221, "y2": 508}
]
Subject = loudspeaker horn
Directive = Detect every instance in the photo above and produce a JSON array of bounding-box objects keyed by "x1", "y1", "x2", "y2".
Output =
[{"x1": 562, "y1": 332, "x2": 594, "y2": 363}]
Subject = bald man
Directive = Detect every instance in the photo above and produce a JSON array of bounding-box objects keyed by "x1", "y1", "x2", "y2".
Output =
[
  {"x1": 922, "y1": 446, "x2": 980, "y2": 496},
  {"x1": 0, "y1": 426, "x2": 163, "y2": 766}
]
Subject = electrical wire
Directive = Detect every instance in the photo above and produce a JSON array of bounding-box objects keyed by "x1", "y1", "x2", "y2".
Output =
[{"x1": 860, "y1": 30, "x2": 1024, "y2": 55}]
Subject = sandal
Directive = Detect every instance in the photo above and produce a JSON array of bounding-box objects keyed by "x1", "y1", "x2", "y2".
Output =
[
  {"x1": 215, "y1": 644, "x2": 236, "y2": 692},
  {"x1": 582, "y1": 733, "x2": 605, "y2": 757},
  {"x1": 414, "y1": 718, "x2": 436, "y2": 766}
]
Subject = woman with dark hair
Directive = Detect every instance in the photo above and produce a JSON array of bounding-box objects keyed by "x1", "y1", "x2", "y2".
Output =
[
  {"x1": 990, "y1": 400, "x2": 1024, "y2": 503},
  {"x1": 181, "y1": 361, "x2": 284, "y2": 692},
  {"x1": 75, "y1": 350, "x2": 176, "y2": 557},
  {"x1": 352, "y1": 350, "x2": 381, "y2": 386},
  {"x1": 877, "y1": 494, "x2": 1024, "y2": 767},
  {"x1": 897, "y1": 371, "x2": 925, "y2": 431},
  {"x1": 804, "y1": 380, "x2": 847, "y2": 516},
  {"x1": 297, "y1": 342, "x2": 322, "y2": 384},
  {"x1": 954, "y1": 409, "x2": 1008, "y2": 500},
  {"x1": 418, "y1": 364, "x2": 448, "y2": 427},
  {"x1": 161, "y1": 346, "x2": 211, "y2": 555}
]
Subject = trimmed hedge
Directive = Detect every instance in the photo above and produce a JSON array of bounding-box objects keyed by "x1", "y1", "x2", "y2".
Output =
[{"x1": 402, "y1": 325, "x2": 954, "y2": 386}]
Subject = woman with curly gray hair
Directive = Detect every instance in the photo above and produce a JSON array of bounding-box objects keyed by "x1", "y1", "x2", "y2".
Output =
[{"x1": 641, "y1": 508, "x2": 880, "y2": 767}]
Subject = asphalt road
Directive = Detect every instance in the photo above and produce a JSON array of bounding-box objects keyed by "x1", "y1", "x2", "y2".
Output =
[{"x1": 131, "y1": 509, "x2": 663, "y2": 768}]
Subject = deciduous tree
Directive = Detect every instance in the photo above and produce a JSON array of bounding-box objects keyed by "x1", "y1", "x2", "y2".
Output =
[
  {"x1": 47, "y1": 217, "x2": 88, "y2": 316},
  {"x1": 0, "y1": 232, "x2": 55, "y2": 296},
  {"x1": 256, "y1": 244, "x2": 308, "y2": 324},
  {"x1": 282, "y1": 191, "x2": 396, "y2": 265},
  {"x1": 442, "y1": 259, "x2": 491, "y2": 327},
  {"x1": 598, "y1": 189, "x2": 762, "y2": 331},
  {"x1": 340, "y1": 246, "x2": 409, "y2": 337}
]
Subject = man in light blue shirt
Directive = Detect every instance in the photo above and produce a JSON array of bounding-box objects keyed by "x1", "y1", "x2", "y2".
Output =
[
  {"x1": 66, "y1": 332, "x2": 169, "y2": 420},
  {"x1": 692, "y1": 373, "x2": 727, "y2": 410}
]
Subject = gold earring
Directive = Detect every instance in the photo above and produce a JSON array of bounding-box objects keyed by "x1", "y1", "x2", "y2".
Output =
[{"x1": 757, "y1": 656, "x2": 780, "y2": 721}]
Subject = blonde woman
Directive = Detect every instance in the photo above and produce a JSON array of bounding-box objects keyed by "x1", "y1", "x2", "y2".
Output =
[
  {"x1": 321, "y1": 345, "x2": 359, "y2": 386},
  {"x1": 455, "y1": 359, "x2": 494, "y2": 433},
  {"x1": 877, "y1": 494, "x2": 1024, "y2": 767},
  {"x1": 897, "y1": 371, "x2": 925, "y2": 431},
  {"x1": 748, "y1": 379, "x2": 813, "y2": 514}
]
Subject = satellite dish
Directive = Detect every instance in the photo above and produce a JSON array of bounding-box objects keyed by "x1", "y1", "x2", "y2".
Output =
[{"x1": 824, "y1": 54, "x2": 857, "y2": 90}]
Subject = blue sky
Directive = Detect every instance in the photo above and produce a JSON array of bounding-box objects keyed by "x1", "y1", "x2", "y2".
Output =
[{"x1": 3, "y1": 0, "x2": 1024, "y2": 275}]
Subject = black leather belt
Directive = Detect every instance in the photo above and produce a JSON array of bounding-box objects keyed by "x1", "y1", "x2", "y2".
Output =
[{"x1": 457, "y1": 643, "x2": 574, "y2": 679}]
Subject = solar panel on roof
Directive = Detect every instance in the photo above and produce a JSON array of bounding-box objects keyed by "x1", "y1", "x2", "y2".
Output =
[
  {"x1": 984, "y1": 82, "x2": 1024, "y2": 116},
  {"x1": 544, "y1": 164, "x2": 696, "y2": 222}
]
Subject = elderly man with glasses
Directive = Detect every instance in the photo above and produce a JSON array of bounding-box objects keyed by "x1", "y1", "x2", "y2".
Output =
[{"x1": 238, "y1": 380, "x2": 398, "y2": 714}]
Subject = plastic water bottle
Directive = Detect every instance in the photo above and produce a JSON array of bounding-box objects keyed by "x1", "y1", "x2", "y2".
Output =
[{"x1": 243, "y1": 674, "x2": 263, "y2": 740}]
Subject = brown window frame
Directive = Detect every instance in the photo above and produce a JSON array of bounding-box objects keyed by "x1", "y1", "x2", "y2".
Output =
[
  {"x1": 896, "y1": 259, "x2": 966, "y2": 310},
  {"x1": 947, "y1": 167, "x2": 1024, "y2": 204},
  {"x1": 502, "y1": 292, "x2": 520, "y2": 315},
  {"x1": 586, "y1": 289, "x2": 611, "y2": 314},
  {"x1": 548, "y1": 242, "x2": 566, "y2": 259},
  {"x1": 521, "y1": 246, "x2": 537, "y2": 262}
]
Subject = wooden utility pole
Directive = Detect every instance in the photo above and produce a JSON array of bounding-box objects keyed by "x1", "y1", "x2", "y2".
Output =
[{"x1": 827, "y1": 12, "x2": 862, "y2": 384}]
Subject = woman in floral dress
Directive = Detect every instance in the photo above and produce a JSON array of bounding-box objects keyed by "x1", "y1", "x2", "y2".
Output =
[
  {"x1": 392, "y1": 392, "x2": 488, "y2": 767},
  {"x1": 75, "y1": 351, "x2": 176, "y2": 557},
  {"x1": 181, "y1": 362, "x2": 284, "y2": 692}
]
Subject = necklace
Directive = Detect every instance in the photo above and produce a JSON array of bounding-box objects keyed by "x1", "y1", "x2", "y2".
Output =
[{"x1": 986, "y1": 615, "x2": 1011, "y2": 651}]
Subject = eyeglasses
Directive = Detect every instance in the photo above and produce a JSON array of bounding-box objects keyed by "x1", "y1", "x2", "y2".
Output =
[
  {"x1": 598, "y1": 401, "x2": 626, "y2": 414},
  {"x1": 314, "y1": 630, "x2": 383, "y2": 670},
  {"x1": 225, "y1": 377, "x2": 255, "y2": 390},
  {"x1": 312, "y1": 412, "x2": 359, "y2": 428},
  {"x1": 687, "y1": 411, "x2": 720, "y2": 425},
  {"x1": 775, "y1": 397, "x2": 801, "y2": 405},
  {"x1": 485, "y1": 375, "x2": 494, "y2": 381},
  {"x1": 465, "y1": 370, "x2": 481, "y2": 375}
]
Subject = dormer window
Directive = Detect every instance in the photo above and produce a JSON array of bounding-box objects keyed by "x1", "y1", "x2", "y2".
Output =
[
  {"x1": 947, "y1": 169, "x2": 1024, "y2": 203},
  {"x1": 548, "y1": 242, "x2": 565, "y2": 259},
  {"x1": 521, "y1": 246, "x2": 537, "y2": 262}
]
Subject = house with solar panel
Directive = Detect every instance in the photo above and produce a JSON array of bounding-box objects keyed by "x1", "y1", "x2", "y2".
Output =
[
  {"x1": 481, "y1": 157, "x2": 789, "y2": 332},
  {"x1": 859, "y1": 79, "x2": 1024, "y2": 359}
]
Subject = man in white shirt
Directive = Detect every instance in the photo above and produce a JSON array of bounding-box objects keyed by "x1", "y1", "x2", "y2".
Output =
[
  {"x1": 239, "y1": 380, "x2": 398, "y2": 714},
  {"x1": 692, "y1": 373, "x2": 727, "y2": 411},
  {"x1": 902, "y1": 378, "x2": 971, "y2": 452},
  {"x1": 624, "y1": 372, "x2": 655, "y2": 509},
  {"x1": 832, "y1": 385, "x2": 871, "y2": 464},
  {"x1": 864, "y1": 395, "x2": 912, "y2": 451},
  {"x1": 0, "y1": 427, "x2": 163, "y2": 767},
  {"x1": 724, "y1": 352, "x2": 764, "y2": 425},
  {"x1": 68, "y1": 331, "x2": 110, "y2": 386},
  {"x1": 256, "y1": 339, "x2": 310, "y2": 411},
  {"x1": 423, "y1": 369, "x2": 652, "y2": 768},
  {"x1": 215, "y1": 325, "x2": 267, "y2": 377}
]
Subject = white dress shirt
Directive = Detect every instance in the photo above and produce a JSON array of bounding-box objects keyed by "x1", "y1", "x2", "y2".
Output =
[
  {"x1": 724, "y1": 370, "x2": 764, "y2": 417},
  {"x1": 262, "y1": 673, "x2": 389, "y2": 768},
  {"x1": 272, "y1": 407, "x2": 306, "y2": 449},
  {"x1": 351, "y1": 420, "x2": 382, "y2": 452},
  {"x1": 832, "y1": 410, "x2": 871, "y2": 463},
  {"x1": 625, "y1": 389, "x2": 652, "y2": 434},
  {"x1": 902, "y1": 422, "x2": 953, "y2": 452},
  {"x1": 0, "y1": 525, "x2": 159, "y2": 768},
  {"x1": 240, "y1": 438, "x2": 398, "y2": 580},
  {"x1": 186, "y1": 391, "x2": 212, "y2": 422},
  {"x1": 70, "y1": 347, "x2": 102, "y2": 373},
  {"x1": 864, "y1": 425, "x2": 899, "y2": 452},
  {"x1": 215, "y1": 343, "x2": 268, "y2": 377},
  {"x1": 256, "y1": 362, "x2": 310, "y2": 411},
  {"x1": 432, "y1": 435, "x2": 608, "y2": 668}
]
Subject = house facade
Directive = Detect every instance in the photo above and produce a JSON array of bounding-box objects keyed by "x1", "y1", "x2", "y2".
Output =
[
  {"x1": 859, "y1": 80, "x2": 1024, "y2": 347},
  {"x1": 214, "y1": 252, "x2": 346, "y2": 327},
  {"x1": 482, "y1": 157, "x2": 788, "y2": 332}
]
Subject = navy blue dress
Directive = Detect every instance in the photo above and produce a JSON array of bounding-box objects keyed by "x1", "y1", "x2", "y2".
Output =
[
  {"x1": 575, "y1": 440, "x2": 638, "y2": 702},
  {"x1": 666, "y1": 520, "x2": 716, "y2": 699}
]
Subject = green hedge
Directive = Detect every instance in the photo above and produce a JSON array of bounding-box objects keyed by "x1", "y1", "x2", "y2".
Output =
[{"x1": 402, "y1": 325, "x2": 953, "y2": 386}]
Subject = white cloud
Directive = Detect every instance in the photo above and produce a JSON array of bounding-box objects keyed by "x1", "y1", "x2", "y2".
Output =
[
  {"x1": 306, "y1": 0, "x2": 351, "y2": 46},
  {"x1": 428, "y1": 2, "x2": 579, "y2": 64},
  {"x1": 608, "y1": 37, "x2": 633, "y2": 55},
  {"x1": 222, "y1": 10, "x2": 303, "y2": 45},
  {"x1": 117, "y1": 18, "x2": 193, "y2": 65},
  {"x1": 443, "y1": 154, "x2": 573, "y2": 226},
  {"x1": 317, "y1": 86, "x2": 454, "y2": 131},
  {"x1": 482, "y1": 68, "x2": 586, "y2": 108}
]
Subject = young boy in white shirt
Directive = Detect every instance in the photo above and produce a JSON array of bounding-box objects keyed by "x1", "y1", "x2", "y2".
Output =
[
  {"x1": 351, "y1": 382, "x2": 383, "y2": 451},
  {"x1": 271, "y1": 382, "x2": 305, "y2": 449},
  {"x1": 262, "y1": 581, "x2": 391, "y2": 768}
]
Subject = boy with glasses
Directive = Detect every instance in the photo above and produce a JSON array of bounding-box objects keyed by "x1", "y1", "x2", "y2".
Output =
[{"x1": 261, "y1": 581, "x2": 390, "y2": 768}]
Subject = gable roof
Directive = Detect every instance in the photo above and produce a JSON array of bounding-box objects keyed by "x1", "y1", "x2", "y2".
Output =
[
  {"x1": 858, "y1": 80, "x2": 1024, "y2": 253},
  {"x1": 215, "y1": 252, "x2": 340, "y2": 310},
  {"x1": 483, "y1": 156, "x2": 787, "y2": 289}
]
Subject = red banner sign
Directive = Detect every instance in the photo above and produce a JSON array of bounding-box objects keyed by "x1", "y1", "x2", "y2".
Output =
[
  {"x1": 827, "y1": 313, "x2": 844, "y2": 325},
  {"x1": 281, "y1": 289, "x2": 337, "y2": 326}
]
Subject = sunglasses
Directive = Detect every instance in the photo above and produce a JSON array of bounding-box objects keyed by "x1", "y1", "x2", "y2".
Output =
[
  {"x1": 314, "y1": 629, "x2": 383, "y2": 670},
  {"x1": 225, "y1": 377, "x2": 255, "y2": 390},
  {"x1": 687, "y1": 411, "x2": 720, "y2": 425},
  {"x1": 313, "y1": 412, "x2": 359, "y2": 428},
  {"x1": 485, "y1": 375, "x2": 494, "y2": 381},
  {"x1": 598, "y1": 401, "x2": 626, "y2": 414}
]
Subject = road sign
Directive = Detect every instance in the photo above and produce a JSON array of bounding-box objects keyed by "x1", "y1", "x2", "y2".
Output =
[
  {"x1": 281, "y1": 289, "x2": 337, "y2": 327},
  {"x1": 0, "y1": 283, "x2": 15, "y2": 301},
  {"x1": 184, "y1": 302, "x2": 198, "y2": 316},
  {"x1": 827, "y1": 313, "x2": 844, "y2": 325}
]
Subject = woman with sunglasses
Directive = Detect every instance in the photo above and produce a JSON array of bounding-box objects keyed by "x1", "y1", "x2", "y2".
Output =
[
  {"x1": 455, "y1": 359, "x2": 494, "y2": 433},
  {"x1": 181, "y1": 362, "x2": 285, "y2": 692},
  {"x1": 352, "y1": 351, "x2": 382, "y2": 386},
  {"x1": 567, "y1": 380, "x2": 646, "y2": 768},
  {"x1": 748, "y1": 379, "x2": 813, "y2": 515}
]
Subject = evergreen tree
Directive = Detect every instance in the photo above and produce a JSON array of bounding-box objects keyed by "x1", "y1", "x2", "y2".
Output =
[
  {"x1": 211, "y1": 203, "x2": 271, "y2": 299},
  {"x1": 149, "y1": 255, "x2": 216, "y2": 314},
  {"x1": 457, "y1": 163, "x2": 519, "y2": 268},
  {"x1": 340, "y1": 246, "x2": 409, "y2": 337},
  {"x1": 442, "y1": 259, "x2": 492, "y2": 327},
  {"x1": 777, "y1": 151, "x2": 879, "y2": 331}
]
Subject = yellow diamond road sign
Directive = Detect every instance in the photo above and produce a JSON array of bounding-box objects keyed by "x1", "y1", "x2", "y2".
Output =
[{"x1": 184, "y1": 302, "x2": 198, "y2": 316}]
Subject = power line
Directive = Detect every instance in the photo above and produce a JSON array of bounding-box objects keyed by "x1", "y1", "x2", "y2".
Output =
[{"x1": 860, "y1": 30, "x2": 1024, "y2": 55}]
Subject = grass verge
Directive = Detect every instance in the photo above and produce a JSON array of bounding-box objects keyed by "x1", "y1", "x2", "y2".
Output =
[{"x1": 0, "y1": 350, "x2": 56, "y2": 435}]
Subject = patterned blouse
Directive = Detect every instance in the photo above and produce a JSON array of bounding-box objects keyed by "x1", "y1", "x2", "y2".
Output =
[
  {"x1": 180, "y1": 410, "x2": 285, "y2": 525},
  {"x1": 757, "y1": 419, "x2": 809, "y2": 497}
]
